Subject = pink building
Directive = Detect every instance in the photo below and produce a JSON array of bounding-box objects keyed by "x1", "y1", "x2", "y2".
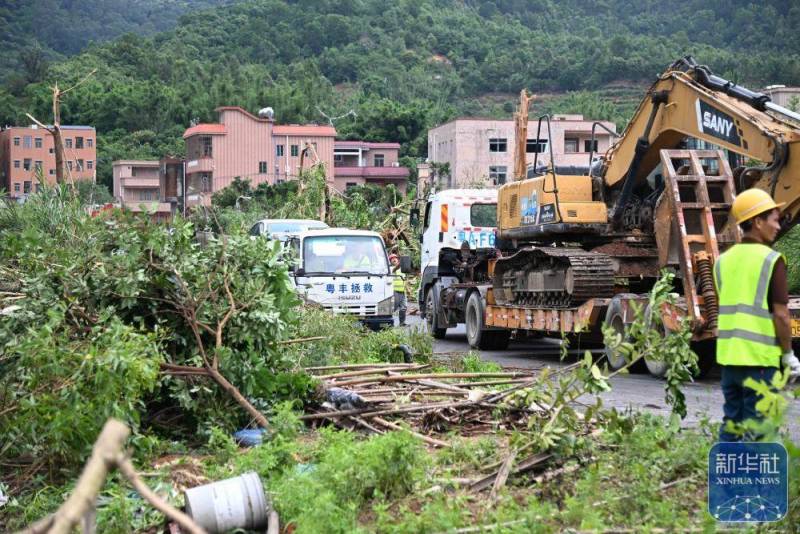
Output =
[
  {"x1": 112, "y1": 160, "x2": 172, "y2": 216},
  {"x1": 0, "y1": 125, "x2": 96, "y2": 199},
  {"x1": 333, "y1": 141, "x2": 409, "y2": 194},
  {"x1": 182, "y1": 106, "x2": 336, "y2": 207}
]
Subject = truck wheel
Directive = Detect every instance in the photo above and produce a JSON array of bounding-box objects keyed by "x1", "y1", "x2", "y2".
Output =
[
  {"x1": 425, "y1": 284, "x2": 447, "y2": 339},
  {"x1": 466, "y1": 292, "x2": 509, "y2": 350},
  {"x1": 603, "y1": 294, "x2": 646, "y2": 372},
  {"x1": 643, "y1": 304, "x2": 669, "y2": 378}
]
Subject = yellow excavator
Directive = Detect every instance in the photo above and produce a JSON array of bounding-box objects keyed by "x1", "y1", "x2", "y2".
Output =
[{"x1": 489, "y1": 56, "x2": 800, "y2": 372}]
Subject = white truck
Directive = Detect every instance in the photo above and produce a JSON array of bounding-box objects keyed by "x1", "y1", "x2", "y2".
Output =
[
  {"x1": 290, "y1": 228, "x2": 406, "y2": 330},
  {"x1": 418, "y1": 189, "x2": 511, "y2": 349}
]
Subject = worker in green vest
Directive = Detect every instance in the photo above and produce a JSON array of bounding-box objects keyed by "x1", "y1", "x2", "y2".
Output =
[
  {"x1": 714, "y1": 188, "x2": 800, "y2": 441},
  {"x1": 389, "y1": 254, "x2": 407, "y2": 326}
]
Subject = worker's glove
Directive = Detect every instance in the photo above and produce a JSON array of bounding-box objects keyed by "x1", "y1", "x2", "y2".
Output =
[{"x1": 781, "y1": 351, "x2": 800, "y2": 379}]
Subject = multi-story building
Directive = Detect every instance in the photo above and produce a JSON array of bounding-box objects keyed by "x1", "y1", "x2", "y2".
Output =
[
  {"x1": 0, "y1": 125, "x2": 96, "y2": 199},
  {"x1": 427, "y1": 115, "x2": 616, "y2": 188},
  {"x1": 112, "y1": 160, "x2": 172, "y2": 216},
  {"x1": 333, "y1": 141, "x2": 409, "y2": 194},
  {"x1": 182, "y1": 106, "x2": 336, "y2": 207},
  {"x1": 763, "y1": 85, "x2": 800, "y2": 110}
]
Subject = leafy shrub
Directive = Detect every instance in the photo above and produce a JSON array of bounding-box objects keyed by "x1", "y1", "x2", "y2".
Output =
[{"x1": 0, "y1": 313, "x2": 162, "y2": 469}]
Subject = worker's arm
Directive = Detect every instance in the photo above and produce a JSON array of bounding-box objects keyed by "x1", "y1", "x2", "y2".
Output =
[{"x1": 773, "y1": 302, "x2": 792, "y2": 353}]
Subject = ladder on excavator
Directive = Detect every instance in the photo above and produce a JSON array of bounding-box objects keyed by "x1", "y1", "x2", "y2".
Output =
[{"x1": 654, "y1": 149, "x2": 740, "y2": 337}]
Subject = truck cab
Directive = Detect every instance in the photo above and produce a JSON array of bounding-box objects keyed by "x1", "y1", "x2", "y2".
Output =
[
  {"x1": 290, "y1": 228, "x2": 396, "y2": 330},
  {"x1": 419, "y1": 189, "x2": 505, "y2": 345}
]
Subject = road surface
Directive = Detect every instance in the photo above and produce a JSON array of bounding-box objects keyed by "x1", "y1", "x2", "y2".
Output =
[{"x1": 406, "y1": 318, "x2": 800, "y2": 440}]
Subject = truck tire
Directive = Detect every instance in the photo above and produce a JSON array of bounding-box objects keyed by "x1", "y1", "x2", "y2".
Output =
[
  {"x1": 466, "y1": 292, "x2": 510, "y2": 350},
  {"x1": 603, "y1": 294, "x2": 646, "y2": 372},
  {"x1": 643, "y1": 303, "x2": 669, "y2": 378},
  {"x1": 425, "y1": 283, "x2": 447, "y2": 339}
]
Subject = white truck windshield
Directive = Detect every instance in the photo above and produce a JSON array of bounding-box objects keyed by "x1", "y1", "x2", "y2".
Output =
[{"x1": 302, "y1": 235, "x2": 389, "y2": 275}]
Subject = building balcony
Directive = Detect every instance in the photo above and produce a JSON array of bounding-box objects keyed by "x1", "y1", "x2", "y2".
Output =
[
  {"x1": 185, "y1": 157, "x2": 214, "y2": 173},
  {"x1": 122, "y1": 201, "x2": 172, "y2": 213},
  {"x1": 333, "y1": 166, "x2": 409, "y2": 180},
  {"x1": 121, "y1": 177, "x2": 160, "y2": 188}
]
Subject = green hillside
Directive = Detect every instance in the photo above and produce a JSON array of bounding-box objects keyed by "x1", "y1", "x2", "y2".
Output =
[{"x1": 2, "y1": 0, "x2": 798, "y2": 189}]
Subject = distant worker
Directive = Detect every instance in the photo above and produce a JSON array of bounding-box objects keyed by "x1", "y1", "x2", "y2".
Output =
[
  {"x1": 389, "y1": 254, "x2": 407, "y2": 327},
  {"x1": 341, "y1": 240, "x2": 374, "y2": 272},
  {"x1": 714, "y1": 188, "x2": 800, "y2": 441}
]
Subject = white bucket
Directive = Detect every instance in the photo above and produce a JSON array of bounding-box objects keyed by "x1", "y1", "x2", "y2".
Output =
[{"x1": 184, "y1": 472, "x2": 270, "y2": 533}]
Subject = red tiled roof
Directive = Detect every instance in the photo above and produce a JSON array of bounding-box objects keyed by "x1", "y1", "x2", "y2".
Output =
[
  {"x1": 183, "y1": 124, "x2": 227, "y2": 139},
  {"x1": 273, "y1": 125, "x2": 336, "y2": 136}
]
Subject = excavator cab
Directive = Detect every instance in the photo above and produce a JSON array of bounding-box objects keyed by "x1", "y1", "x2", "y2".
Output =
[{"x1": 497, "y1": 114, "x2": 609, "y2": 241}]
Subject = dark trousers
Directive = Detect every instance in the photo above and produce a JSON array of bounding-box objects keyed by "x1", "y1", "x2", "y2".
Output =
[
  {"x1": 719, "y1": 365, "x2": 777, "y2": 441},
  {"x1": 393, "y1": 291, "x2": 407, "y2": 325}
]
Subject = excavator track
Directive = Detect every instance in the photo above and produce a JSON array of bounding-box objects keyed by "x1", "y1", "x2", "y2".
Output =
[{"x1": 492, "y1": 248, "x2": 615, "y2": 307}]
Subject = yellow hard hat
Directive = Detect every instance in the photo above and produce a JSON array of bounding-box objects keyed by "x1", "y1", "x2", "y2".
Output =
[{"x1": 731, "y1": 188, "x2": 784, "y2": 224}]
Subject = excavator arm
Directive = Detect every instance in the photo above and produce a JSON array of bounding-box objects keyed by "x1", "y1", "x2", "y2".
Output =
[{"x1": 602, "y1": 56, "x2": 800, "y2": 230}]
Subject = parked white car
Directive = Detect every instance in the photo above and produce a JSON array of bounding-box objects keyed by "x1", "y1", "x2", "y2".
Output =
[{"x1": 248, "y1": 218, "x2": 329, "y2": 244}]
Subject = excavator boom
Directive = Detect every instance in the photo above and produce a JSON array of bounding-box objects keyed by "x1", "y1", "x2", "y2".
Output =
[{"x1": 602, "y1": 56, "x2": 800, "y2": 228}]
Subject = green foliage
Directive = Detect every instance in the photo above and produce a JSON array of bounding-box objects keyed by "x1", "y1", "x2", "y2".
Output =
[
  {"x1": 273, "y1": 429, "x2": 427, "y2": 533},
  {"x1": 284, "y1": 307, "x2": 432, "y2": 368},
  {"x1": 775, "y1": 225, "x2": 800, "y2": 293},
  {"x1": 5, "y1": 0, "x2": 799, "y2": 189},
  {"x1": 601, "y1": 271, "x2": 699, "y2": 418},
  {"x1": 0, "y1": 315, "x2": 162, "y2": 469},
  {"x1": 0, "y1": 187, "x2": 303, "y2": 471}
]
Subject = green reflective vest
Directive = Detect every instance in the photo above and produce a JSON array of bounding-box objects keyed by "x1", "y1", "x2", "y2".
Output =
[
  {"x1": 713, "y1": 243, "x2": 783, "y2": 367},
  {"x1": 393, "y1": 271, "x2": 406, "y2": 293}
]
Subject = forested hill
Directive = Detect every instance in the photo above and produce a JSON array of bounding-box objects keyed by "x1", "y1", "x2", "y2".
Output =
[
  {"x1": 0, "y1": 0, "x2": 236, "y2": 79},
  {"x1": 2, "y1": 0, "x2": 799, "y2": 189}
]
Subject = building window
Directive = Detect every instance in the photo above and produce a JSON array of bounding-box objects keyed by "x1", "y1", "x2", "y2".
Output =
[
  {"x1": 77, "y1": 159, "x2": 84, "y2": 171},
  {"x1": 374, "y1": 154, "x2": 385, "y2": 167},
  {"x1": 75, "y1": 137, "x2": 84, "y2": 149},
  {"x1": 49, "y1": 148, "x2": 54, "y2": 154},
  {"x1": 14, "y1": 183, "x2": 20, "y2": 192},
  {"x1": 67, "y1": 161, "x2": 73, "y2": 171},
  {"x1": 35, "y1": 183, "x2": 41, "y2": 192},
  {"x1": 34, "y1": 137, "x2": 42, "y2": 148},
  {"x1": 23, "y1": 181, "x2": 31, "y2": 194},
  {"x1": 259, "y1": 161, "x2": 267, "y2": 173},
  {"x1": 346, "y1": 182, "x2": 357, "y2": 190},
  {"x1": 526, "y1": 139, "x2": 548, "y2": 153},
  {"x1": 13, "y1": 160, "x2": 19, "y2": 168},
  {"x1": 276, "y1": 144, "x2": 284, "y2": 157},
  {"x1": 201, "y1": 173, "x2": 212, "y2": 192},
  {"x1": 87, "y1": 138, "x2": 93, "y2": 148},
  {"x1": 13, "y1": 137, "x2": 20, "y2": 146},
  {"x1": 201, "y1": 136, "x2": 212, "y2": 157},
  {"x1": 139, "y1": 190, "x2": 154, "y2": 201},
  {"x1": 49, "y1": 169, "x2": 54, "y2": 175},
  {"x1": 23, "y1": 159, "x2": 31, "y2": 171},
  {"x1": 65, "y1": 138, "x2": 73, "y2": 149},
  {"x1": 584, "y1": 139, "x2": 598, "y2": 153},
  {"x1": 34, "y1": 160, "x2": 42, "y2": 171},
  {"x1": 291, "y1": 144, "x2": 299, "y2": 157},
  {"x1": 489, "y1": 165, "x2": 507, "y2": 185},
  {"x1": 23, "y1": 136, "x2": 32, "y2": 148},
  {"x1": 489, "y1": 138, "x2": 507, "y2": 153},
  {"x1": 87, "y1": 160, "x2": 93, "y2": 170},
  {"x1": 334, "y1": 154, "x2": 343, "y2": 162},
  {"x1": 564, "y1": 137, "x2": 579, "y2": 153}
]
